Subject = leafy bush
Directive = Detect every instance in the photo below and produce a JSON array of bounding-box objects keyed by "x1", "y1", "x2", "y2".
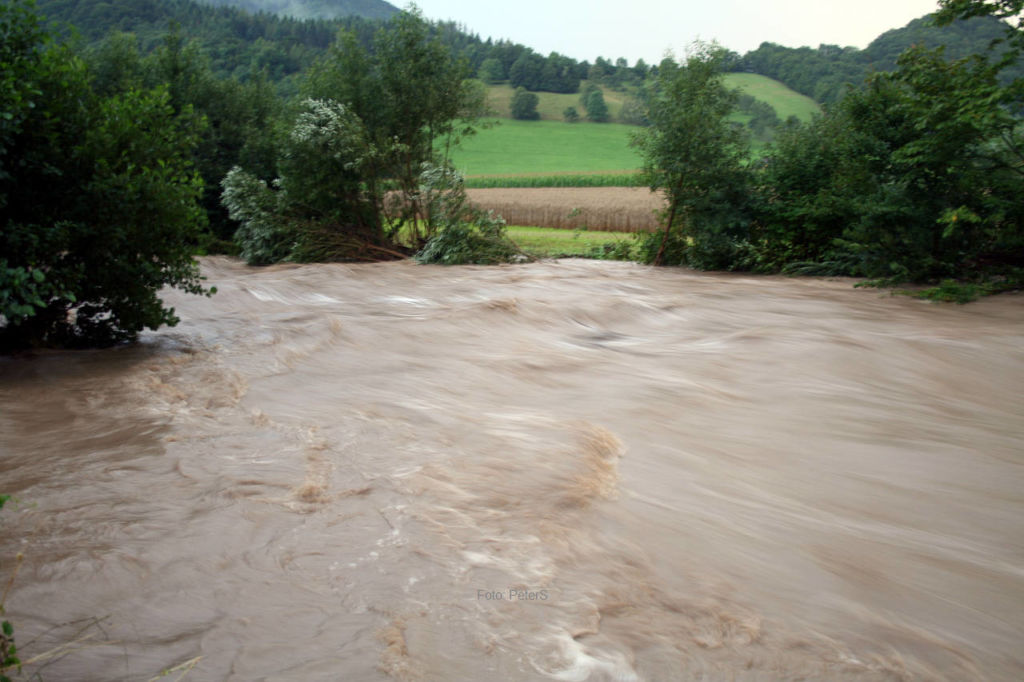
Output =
[
  {"x1": 1, "y1": 1, "x2": 213, "y2": 350},
  {"x1": 0, "y1": 495, "x2": 20, "y2": 682},
  {"x1": 633, "y1": 230, "x2": 688, "y2": 266},
  {"x1": 580, "y1": 84, "x2": 610, "y2": 122},
  {"x1": 303, "y1": 9, "x2": 487, "y2": 246},
  {"x1": 414, "y1": 165, "x2": 527, "y2": 265},
  {"x1": 631, "y1": 46, "x2": 753, "y2": 267},
  {"x1": 618, "y1": 96, "x2": 649, "y2": 126},
  {"x1": 415, "y1": 223, "x2": 524, "y2": 265},
  {"x1": 586, "y1": 240, "x2": 636, "y2": 261},
  {"x1": 221, "y1": 168, "x2": 295, "y2": 265},
  {"x1": 223, "y1": 98, "x2": 402, "y2": 264},
  {"x1": 510, "y1": 87, "x2": 540, "y2": 120},
  {"x1": 752, "y1": 43, "x2": 1023, "y2": 287}
]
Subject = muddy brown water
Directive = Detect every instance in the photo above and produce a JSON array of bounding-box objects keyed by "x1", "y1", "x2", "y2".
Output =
[{"x1": 1, "y1": 257, "x2": 1022, "y2": 681}]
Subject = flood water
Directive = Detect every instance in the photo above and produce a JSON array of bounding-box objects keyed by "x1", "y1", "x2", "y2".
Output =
[{"x1": 1, "y1": 257, "x2": 1022, "y2": 681}]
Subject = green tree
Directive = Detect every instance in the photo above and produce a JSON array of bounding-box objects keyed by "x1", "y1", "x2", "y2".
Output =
[
  {"x1": 935, "y1": 1, "x2": 1023, "y2": 50},
  {"x1": 223, "y1": 98, "x2": 400, "y2": 265},
  {"x1": 303, "y1": 6, "x2": 487, "y2": 245},
  {"x1": 631, "y1": 46, "x2": 751, "y2": 266},
  {"x1": 81, "y1": 28, "x2": 281, "y2": 251},
  {"x1": 563, "y1": 105, "x2": 580, "y2": 122},
  {"x1": 752, "y1": 112, "x2": 867, "y2": 272},
  {"x1": 0, "y1": 0, "x2": 46, "y2": 190},
  {"x1": 580, "y1": 84, "x2": 610, "y2": 122},
  {"x1": 150, "y1": 29, "x2": 281, "y2": 248},
  {"x1": 510, "y1": 86, "x2": 540, "y2": 119},
  {"x1": 508, "y1": 51, "x2": 544, "y2": 90},
  {"x1": 753, "y1": 41, "x2": 1023, "y2": 284},
  {"x1": 413, "y1": 164, "x2": 523, "y2": 265},
  {"x1": 478, "y1": 56, "x2": 504, "y2": 83},
  {"x1": 619, "y1": 96, "x2": 649, "y2": 126},
  {"x1": 838, "y1": 46, "x2": 1023, "y2": 279},
  {"x1": 1, "y1": 0, "x2": 212, "y2": 350}
]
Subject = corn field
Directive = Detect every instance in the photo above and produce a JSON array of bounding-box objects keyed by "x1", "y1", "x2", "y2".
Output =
[
  {"x1": 464, "y1": 173, "x2": 645, "y2": 189},
  {"x1": 466, "y1": 187, "x2": 663, "y2": 232}
]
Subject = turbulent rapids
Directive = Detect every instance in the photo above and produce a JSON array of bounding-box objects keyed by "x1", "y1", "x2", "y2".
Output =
[{"x1": 1, "y1": 257, "x2": 1022, "y2": 681}]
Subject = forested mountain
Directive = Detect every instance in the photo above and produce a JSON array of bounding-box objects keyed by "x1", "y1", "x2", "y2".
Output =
[
  {"x1": 32, "y1": 0, "x2": 639, "y2": 95},
  {"x1": 740, "y1": 14, "x2": 1023, "y2": 105},
  {"x1": 198, "y1": 0, "x2": 398, "y2": 20},
  {"x1": 35, "y1": 0, "x2": 380, "y2": 84},
  {"x1": 36, "y1": 0, "x2": 1021, "y2": 108}
]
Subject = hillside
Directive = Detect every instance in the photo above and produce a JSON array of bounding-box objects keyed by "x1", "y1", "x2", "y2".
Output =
[
  {"x1": 740, "y1": 14, "x2": 1023, "y2": 105},
  {"x1": 723, "y1": 73, "x2": 821, "y2": 122},
  {"x1": 484, "y1": 74, "x2": 818, "y2": 130},
  {"x1": 485, "y1": 84, "x2": 634, "y2": 122},
  {"x1": 198, "y1": 0, "x2": 398, "y2": 20},
  {"x1": 35, "y1": 0, "x2": 1014, "y2": 111},
  {"x1": 33, "y1": 0, "x2": 383, "y2": 86}
]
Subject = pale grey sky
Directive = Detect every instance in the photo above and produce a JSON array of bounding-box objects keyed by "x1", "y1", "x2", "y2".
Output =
[{"x1": 411, "y1": 0, "x2": 941, "y2": 64}]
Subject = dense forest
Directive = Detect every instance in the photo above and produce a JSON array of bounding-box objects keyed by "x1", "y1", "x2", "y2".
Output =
[
  {"x1": 199, "y1": 0, "x2": 398, "y2": 20},
  {"x1": 2, "y1": 0, "x2": 1022, "y2": 353},
  {"x1": 35, "y1": 0, "x2": 1023, "y2": 103},
  {"x1": 33, "y1": 0, "x2": 647, "y2": 95}
]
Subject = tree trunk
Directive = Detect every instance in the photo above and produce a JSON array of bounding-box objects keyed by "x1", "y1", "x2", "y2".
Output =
[{"x1": 654, "y1": 178, "x2": 684, "y2": 266}]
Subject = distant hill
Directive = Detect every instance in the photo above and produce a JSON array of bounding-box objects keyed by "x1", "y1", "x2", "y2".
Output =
[
  {"x1": 198, "y1": 0, "x2": 398, "y2": 21},
  {"x1": 739, "y1": 14, "x2": 1023, "y2": 105},
  {"x1": 34, "y1": 0, "x2": 389, "y2": 87},
  {"x1": 485, "y1": 74, "x2": 819, "y2": 128},
  {"x1": 723, "y1": 73, "x2": 820, "y2": 122},
  {"x1": 33, "y1": 1, "x2": 1021, "y2": 110}
]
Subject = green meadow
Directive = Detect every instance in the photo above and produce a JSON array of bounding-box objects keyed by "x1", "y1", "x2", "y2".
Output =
[
  {"x1": 505, "y1": 226, "x2": 635, "y2": 258},
  {"x1": 447, "y1": 119, "x2": 643, "y2": 177},
  {"x1": 723, "y1": 73, "x2": 822, "y2": 121},
  {"x1": 485, "y1": 83, "x2": 634, "y2": 122},
  {"x1": 484, "y1": 74, "x2": 819, "y2": 125},
  {"x1": 451, "y1": 75, "x2": 821, "y2": 180}
]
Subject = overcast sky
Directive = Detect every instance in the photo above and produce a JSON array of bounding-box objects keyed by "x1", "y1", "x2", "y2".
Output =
[{"x1": 410, "y1": 0, "x2": 942, "y2": 64}]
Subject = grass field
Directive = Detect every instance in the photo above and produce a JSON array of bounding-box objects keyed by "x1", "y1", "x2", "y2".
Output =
[
  {"x1": 485, "y1": 75, "x2": 820, "y2": 125},
  {"x1": 506, "y1": 226, "x2": 635, "y2": 258},
  {"x1": 452, "y1": 75, "x2": 820, "y2": 179},
  {"x1": 485, "y1": 83, "x2": 633, "y2": 122},
  {"x1": 447, "y1": 119, "x2": 643, "y2": 177},
  {"x1": 723, "y1": 73, "x2": 822, "y2": 121}
]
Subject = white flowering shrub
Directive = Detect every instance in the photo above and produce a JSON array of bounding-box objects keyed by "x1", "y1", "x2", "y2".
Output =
[
  {"x1": 414, "y1": 163, "x2": 526, "y2": 265},
  {"x1": 222, "y1": 99, "x2": 391, "y2": 264},
  {"x1": 221, "y1": 167, "x2": 294, "y2": 265}
]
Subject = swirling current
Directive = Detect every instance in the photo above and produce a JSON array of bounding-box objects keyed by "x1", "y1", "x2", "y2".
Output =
[{"x1": 1, "y1": 257, "x2": 1022, "y2": 681}]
